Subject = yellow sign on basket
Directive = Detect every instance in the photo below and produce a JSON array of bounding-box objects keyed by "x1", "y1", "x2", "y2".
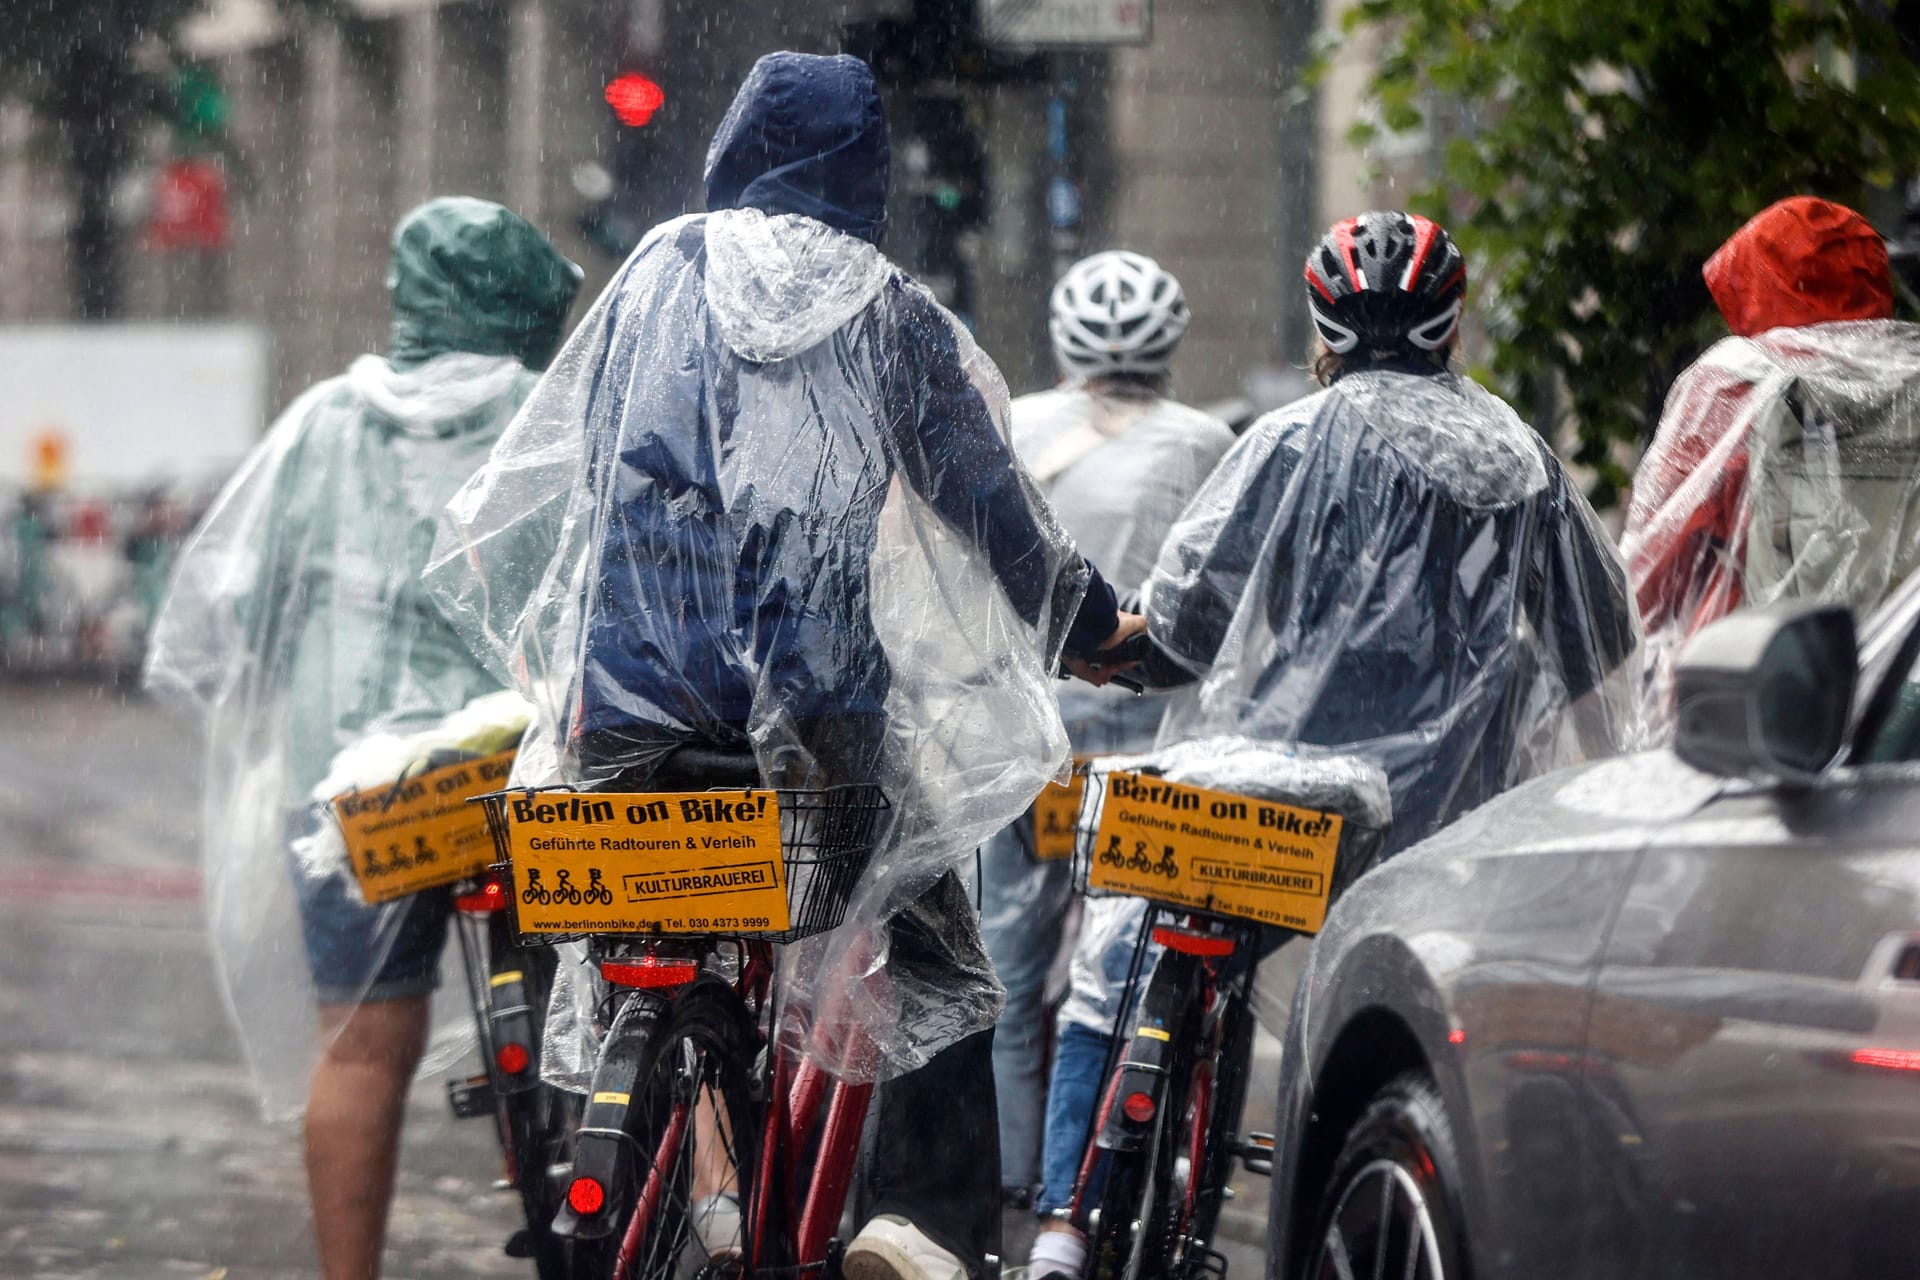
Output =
[
  {"x1": 1032, "y1": 758, "x2": 1091, "y2": 861},
  {"x1": 1088, "y1": 772, "x2": 1344, "y2": 934},
  {"x1": 333, "y1": 750, "x2": 518, "y2": 905},
  {"x1": 501, "y1": 791, "x2": 790, "y2": 935}
]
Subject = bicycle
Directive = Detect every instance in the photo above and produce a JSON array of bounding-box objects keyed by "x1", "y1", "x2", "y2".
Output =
[
  {"x1": 475, "y1": 747, "x2": 892, "y2": 1280},
  {"x1": 1060, "y1": 761, "x2": 1386, "y2": 1280},
  {"x1": 445, "y1": 867, "x2": 578, "y2": 1279}
]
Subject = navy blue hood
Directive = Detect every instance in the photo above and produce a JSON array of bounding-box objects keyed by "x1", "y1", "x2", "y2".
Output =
[{"x1": 703, "y1": 52, "x2": 889, "y2": 245}]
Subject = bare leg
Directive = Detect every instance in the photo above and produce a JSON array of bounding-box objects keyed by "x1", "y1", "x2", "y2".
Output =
[{"x1": 305, "y1": 996, "x2": 430, "y2": 1280}]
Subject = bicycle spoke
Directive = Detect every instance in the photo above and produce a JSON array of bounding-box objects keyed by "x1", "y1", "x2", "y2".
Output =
[{"x1": 1323, "y1": 1225, "x2": 1357, "y2": 1280}]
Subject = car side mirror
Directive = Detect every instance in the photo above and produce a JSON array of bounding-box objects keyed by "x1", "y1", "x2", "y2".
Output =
[{"x1": 1673, "y1": 602, "x2": 1857, "y2": 783}]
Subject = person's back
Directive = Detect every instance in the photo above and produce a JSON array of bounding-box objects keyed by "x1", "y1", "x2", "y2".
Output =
[
  {"x1": 1150, "y1": 212, "x2": 1640, "y2": 855},
  {"x1": 145, "y1": 196, "x2": 581, "y2": 1280},
  {"x1": 428, "y1": 54, "x2": 1140, "y2": 1280},
  {"x1": 980, "y1": 250, "x2": 1233, "y2": 1210},
  {"x1": 1623, "y1": 196, "x2": 1920, "y2": 732}
]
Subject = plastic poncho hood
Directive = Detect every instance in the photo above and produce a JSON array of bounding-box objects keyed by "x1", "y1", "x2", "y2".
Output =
[
  {"x1": 144, "y1": 350, "x2": 547, "y2": 1118},
  {"x1": 1623, "y1": 321, "x2": 1920, "y2": 733},
  {"x1": 1147, "y1": 368, "x2": 1642, "y2": 855},
  {"x1": 426, "y1": 206, "x2": 1086, "y2": 1082},
  {"x1": 704, "y1": 52, "x2": 889, "y2": 245},
  {"x1": 1704, "y1": 196, "x2": 1893, "y2": 339},
  {"x1": 388, "y1": 197, "x2": 584, "y2": 372}
]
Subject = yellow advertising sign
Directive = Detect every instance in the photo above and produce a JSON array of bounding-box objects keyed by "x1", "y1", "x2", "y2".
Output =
[
  {"x1": 332, "y1": 750, "x2": 518, "y2": 905},
  {"x1": 1031, "y1": 758, "x2": 1091, "y2": 861},
  {"x1": 1088, "y1": 772, "x2": 1344, "y2": 934},
  {"x1": 500, "y1": 791, "x2": 790, "y2": 935}
]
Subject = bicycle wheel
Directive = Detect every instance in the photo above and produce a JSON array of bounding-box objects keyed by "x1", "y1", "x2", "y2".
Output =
[
  {"x1": 1084, "y1": 954, "x2": 1196, "y2": 1280},
  {"x1": 1086, "y1": 1049, "x2": 1188, "y2": 1280},
  {"x1": 572, "y1": 977, "x2": 762, "y2": 1280},
  {"x1": 490, "y1": 923, "x2": 573, "y2": 1280},
  {"x1": 1165, "y1": 961, "x2": 1256, "y2": 1277}
]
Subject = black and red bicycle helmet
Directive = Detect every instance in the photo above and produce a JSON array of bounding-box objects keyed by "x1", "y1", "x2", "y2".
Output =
[{"x1": 1304, "y1": 211, "x2": 1467, "y2": 361}]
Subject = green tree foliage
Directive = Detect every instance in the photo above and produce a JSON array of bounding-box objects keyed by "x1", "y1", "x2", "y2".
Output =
[{"x1": 1344, "y1": 0, "x2": 1920, "y2": 502}]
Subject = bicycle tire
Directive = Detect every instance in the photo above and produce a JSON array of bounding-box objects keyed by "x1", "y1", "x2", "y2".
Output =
[{"x1": 571, "y1": 977, "x2": 763, "y2": 1280}]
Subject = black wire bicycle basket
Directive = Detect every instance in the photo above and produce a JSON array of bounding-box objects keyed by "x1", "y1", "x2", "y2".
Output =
[{"x1": 475, "y1": 783, "x2": 891, "y2": 944}]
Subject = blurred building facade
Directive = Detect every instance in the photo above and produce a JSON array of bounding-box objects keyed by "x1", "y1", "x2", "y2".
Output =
[{"x1": 0, "y1": 0, "x2": 1419, "y2": 414}]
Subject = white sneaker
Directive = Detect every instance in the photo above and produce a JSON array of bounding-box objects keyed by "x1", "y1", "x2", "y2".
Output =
[
  {"x1": 843, "y1": 1214, "x2": 968, "y2": 1280},
  {"x1": 693, "y1": 1193, "x2": 742, "y2": 1255}
]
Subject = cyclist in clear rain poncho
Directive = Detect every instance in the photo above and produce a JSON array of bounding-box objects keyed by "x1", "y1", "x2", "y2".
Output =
[
  {"x1": 1025, "y1": 212, "x2": 1642, "y2": 1280},
  {"x1": 425, "y1": 53, "x2": 1143, "y2": 1280},
  {"x1": 975, "y1": 250, "x2": 1234, "y2": 1206},
  {"x1": 1622, "y1": 196, "x2": 1920, "y2": 736},
  {"x1": 144, "y1": 198, "x2": 582, "y2": 1280}
]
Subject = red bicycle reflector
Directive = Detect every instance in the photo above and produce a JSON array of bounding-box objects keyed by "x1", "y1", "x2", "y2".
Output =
[
  {"x1": 600, "y1": 957, "x2": 699, "y2": 989},
  {"x1": 568, "y1": 1175, "x2": 607, "y2": 1215},
  {"x1": 1151, "y1": 926, "x2": 1235, "y2": 958},
  {"x1": 605, "y1": 73, "x2": 665, "y2": 126},
  {"x1": 454, "y1": 879, "x2": 508, "y2": 914},
  {"x1": 496, "y1": 1042, "x2": 531, "y2": 1076},
  {"x1": 1448, "y1": 1028, "x2": 1466, "y2": 1046},
  {"x1": 1122, "y1": 1091, "x2": 1156, "y2": 1123},
  {"x1": 1852, "y1": 1047, "x2": 1920, "y2": 1072}
]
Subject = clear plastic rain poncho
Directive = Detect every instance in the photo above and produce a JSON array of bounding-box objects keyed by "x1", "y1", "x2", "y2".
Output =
[
  {"x1": 1013, "y1": 384, "x2": 1237, "y2": 741},
  {"x1": 1148, "y1": 366, "x2": 1643, "y2": 857},
  {"x1": 143, "y1": 198, "x2": 581, "y2": 1118},
  {"x1": 425, "y1": 204, "x2": 1093, "y2": 1083},
  {"x1": 1623, "y1": 196, "x2": 1920, "y2": 735},
  {"x1": 1622, "y1": 324, "x2": 1920, "y2": 733}
]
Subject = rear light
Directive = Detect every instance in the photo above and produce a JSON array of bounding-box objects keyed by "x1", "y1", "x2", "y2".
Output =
[
  {"x1": 455, "y1": 878, "x2": 510, "y2": 914},
  {"x1": 1151, "y1": 925, "x2": 1235, "y2": 958},
  {"x1": 600, "y1": 956, "x2": 700, "y2": 989},
  {"x1": 1122, "y1": 1090, "x2": 1156, "y2": 1123},
  {"x1": 568, "y1": 1175, "x2": 606, "y2": 1215},
  {"x1": 1851, "y1": 1047, "x2": 1920, "y2": 1072},
  {"x1": 495, "y1": 1042, "x2": 531, "y2": 1075}
]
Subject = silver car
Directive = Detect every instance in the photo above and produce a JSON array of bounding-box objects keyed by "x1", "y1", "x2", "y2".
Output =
[{"x1": 1264, "y1": 585, "x2": 1920, "y2": 1280}]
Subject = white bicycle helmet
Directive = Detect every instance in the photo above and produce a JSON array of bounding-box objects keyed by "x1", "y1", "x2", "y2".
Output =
[{"x1": 1049, "y1": 250, "x2": 1191, "y2": 379}]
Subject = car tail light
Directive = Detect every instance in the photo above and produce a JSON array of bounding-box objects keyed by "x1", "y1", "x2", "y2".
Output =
[
  {"x1": 600, "y1": 956, "x2": 699, "y2": 989},
  {"x1": 1151, "y1": 925, "x2": 1235, "y2": 957},
  {"x1": 1851, "y1": 1047, "x2": 1920, "y2": 1072},
  {"x1": 568, "y1": 1175, "x2": 606, "y2": 1215},
  {"x1": 1122, "y1": 1090, "x2": 1156, "y2": 1123},
  {"x1": 495, "y1": 1042, "x2": 531, "y2": 1075},
  {"x1": 455, "y1": 878, "x2": 510, "y2": 914}
]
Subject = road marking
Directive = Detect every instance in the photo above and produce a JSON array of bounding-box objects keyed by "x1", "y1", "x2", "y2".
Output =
[{"x1": 0, "y1": 866, "x2": 201, "y2": 901}]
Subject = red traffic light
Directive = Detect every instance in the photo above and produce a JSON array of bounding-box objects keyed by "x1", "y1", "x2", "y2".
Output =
[{"x1": 605, "y1": 73, "x2": 664, "y2": 127}]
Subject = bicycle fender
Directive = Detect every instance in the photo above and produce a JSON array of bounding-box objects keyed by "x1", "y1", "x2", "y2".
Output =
[
  {"x1": 486, "y1": 968, "x2": 541, "y2": 1096},
  {"x1": 1096, "y1": 954, "x2": 1193, "y2": 1154},
  {"x1": 552, "y1": 989, "x2": 671, "y2": 1241}
]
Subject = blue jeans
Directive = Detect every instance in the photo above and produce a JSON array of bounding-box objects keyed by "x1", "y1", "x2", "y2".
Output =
[
  {"x1": 1037, "y1": 1020, "x2": 1113, "y2": 1215},
  {"x1": 980, "y1": 694, "x2": 1163, "y2": 1192},
  {"x1": 978, "y1": 817, "x2": 1072, "y2": 1191}
]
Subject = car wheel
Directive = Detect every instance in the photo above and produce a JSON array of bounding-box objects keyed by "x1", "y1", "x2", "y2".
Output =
[{"x1": 1305, "y1": 1072, "x2": 1468, "y2": 1280}]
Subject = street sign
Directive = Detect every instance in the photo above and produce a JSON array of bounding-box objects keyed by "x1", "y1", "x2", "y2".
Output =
[{"x1": 982, "y1": 0, "x2": 1151, "y2": 47}]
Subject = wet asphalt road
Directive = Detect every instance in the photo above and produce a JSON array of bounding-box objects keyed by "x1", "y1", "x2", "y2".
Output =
[
  {"x1": 0, "y1": 681, "x2": 526, "y2": 1280},
  {"x1": 0, "y1": 682, "x2": 1279, "y2": 1280}
]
